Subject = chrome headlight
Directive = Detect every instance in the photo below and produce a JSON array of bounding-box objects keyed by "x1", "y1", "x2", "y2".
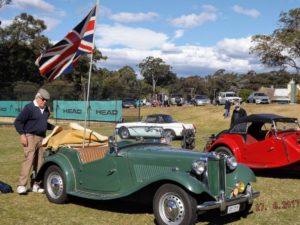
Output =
[
  {"x1": 192, "y1": 160, "x2": 206, "y2": 175},
  {"x1": 226, "y1": 156, "x2": 237, "y2": 170}
]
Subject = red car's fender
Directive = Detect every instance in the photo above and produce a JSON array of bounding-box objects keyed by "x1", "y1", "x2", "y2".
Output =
[{"x1": 208, "y1": 135, "x2": 243, "y2": 162}]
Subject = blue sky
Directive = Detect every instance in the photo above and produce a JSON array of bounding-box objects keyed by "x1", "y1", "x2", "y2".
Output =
[{"x1": 1, "y1": 0, "x2": 300, "y2": 77}]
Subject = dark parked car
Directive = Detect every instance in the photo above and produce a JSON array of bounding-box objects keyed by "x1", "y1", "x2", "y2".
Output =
[
  {"x1": 122, "y1": 98, "x2": 136, "y2": 108},
  {"x1": 37, "y1": 125, "x2": 259, "y2": 225},
  {"x1": 205, "y1": 114, "x2": 300, "y2": 171}
]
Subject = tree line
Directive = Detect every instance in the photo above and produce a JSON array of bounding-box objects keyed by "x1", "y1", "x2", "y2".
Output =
[{"x1": 1, "y1": 8, "x2": 300, "y2": 101}]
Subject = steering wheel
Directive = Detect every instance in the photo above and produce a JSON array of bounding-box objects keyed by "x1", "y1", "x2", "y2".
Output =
[{"x1": 265, "y1": 129, "x2": 274, "y2": 139}]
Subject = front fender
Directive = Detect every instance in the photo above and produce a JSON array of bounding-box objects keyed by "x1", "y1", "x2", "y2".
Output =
[
  {"x1": 226, "y1": 164, "x2": 256, "y2": 187},
  {"x1": 152, "y1": 171, "x2": 208, "y2": 195},
  {"x1": 36, "y1": 152, "x2": 77, "y2": 193},
  {"x1": 211, "y1": 137, "x2": 242, "y2": 161}
]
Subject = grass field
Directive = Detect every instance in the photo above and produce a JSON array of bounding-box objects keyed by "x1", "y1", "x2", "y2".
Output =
[{"x1": 1, "y1": 103, "x2": 300, "y2": 225}]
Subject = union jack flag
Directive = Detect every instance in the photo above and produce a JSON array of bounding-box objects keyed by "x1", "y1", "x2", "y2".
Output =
[{"x1": 36, "y1": 5, "x2": 97, "y2": 81}]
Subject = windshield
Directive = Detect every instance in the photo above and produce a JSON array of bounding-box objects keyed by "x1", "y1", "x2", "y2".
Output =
[
  {"x1": 226, "y1": 93, "x2": 237, "y2": 97},
  {"x1": 274, "y1": 121, "x2": 300, "y2": 132},
  {"x1": 143, "y1": 115, "x2": 176, "y2": 123},
  {"x1": 255, "y1": 93, "x2": 266, "y2": 96},
  {"x1": 195, "y1": 95, "x2": 208, "y2": 99},
  {"x1": 115, "y1": 126, "x2": 170, "y2": 148},
  {"x1": 171, "y1": 94, "x2": 182, "y2": 98},
  {"x1": 163, "y1": 115, "x2": 176, "y2": 123}
]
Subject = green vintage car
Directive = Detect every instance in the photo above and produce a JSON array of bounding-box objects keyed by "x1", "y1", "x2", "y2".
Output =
[{"x1": 36, "y1": 126, "x2": 259, "y2": 225}]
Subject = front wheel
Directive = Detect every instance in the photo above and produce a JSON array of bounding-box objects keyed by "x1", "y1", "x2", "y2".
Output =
[
  {"x1": 44, "y1": 165, "x2": 68, "y2": 204},
  {"x1": 164, "y1": 129, "x2": 176, "y2": 140},
  {"x1": 118, "y1": 126, "x2": 130, "y2": 139},
  {"x1": 153, "y1": 184, "x2": 197, "y2": 225},
  {"x1": 214, "y1": 146, "x2": 233, "y2": 159}
]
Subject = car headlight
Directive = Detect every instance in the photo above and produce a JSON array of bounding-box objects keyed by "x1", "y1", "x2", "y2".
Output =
[
  {"x1": 226, "y1": 156, "x2": 237, "y2": 170},
  {"x1": 192, "y1": 160, "x2": 206, "y2": 175}
]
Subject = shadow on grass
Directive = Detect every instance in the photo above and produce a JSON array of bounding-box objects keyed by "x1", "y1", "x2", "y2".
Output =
[
  {"x1": 253, "y1": 168, "x2": 300, "y2": 179},
  {"x1": 69, "y1": 195, "x2": 254, "y2": 225},
  {"x1": 69, "y1": 195, "x2": 152, "y2": 214},
  {"x1": 197, "y1": 209, "x2": 256, "y2": 225}
]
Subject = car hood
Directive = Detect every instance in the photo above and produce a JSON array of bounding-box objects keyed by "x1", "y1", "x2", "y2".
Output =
[
  {"x1": 227, "y1": 97, "x2": 242, "y2": 100},
  {"x1": 125, "y1": 144, "x2": 203, "y2": 171},
  {"x1": 196, "y1": 99, "x2": 210, "y2": 102}
]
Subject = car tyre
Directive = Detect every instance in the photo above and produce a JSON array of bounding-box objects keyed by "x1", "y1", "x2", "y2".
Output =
[
  {"x1": 214, "y1": 146, "x2": 233, "y2": 158},
  {"x1": 44, "y1": 165, "x2": 68, "y2": 204},
  {"x1": 118, "y1": 126, "x2": 130, "y2": 139},
  {"x1": 164, "y1": 129, "x2": 176, "y2": 140},
  {"x1": 153, "y1": 184, "x2": 197, "y2": 225}
]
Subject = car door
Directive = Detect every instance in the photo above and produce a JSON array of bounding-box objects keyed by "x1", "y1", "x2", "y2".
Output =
[
  {"x1": 243, "y1": 123, "x2": 288, "y2": 168},
  {"x1": 78, "y1": 152, "x2": 132, "y2": 192}
]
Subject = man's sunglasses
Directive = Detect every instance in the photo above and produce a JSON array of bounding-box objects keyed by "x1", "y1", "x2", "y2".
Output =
[{"x1": 40, "y1": 97, "x2": 48, "y2": 102}]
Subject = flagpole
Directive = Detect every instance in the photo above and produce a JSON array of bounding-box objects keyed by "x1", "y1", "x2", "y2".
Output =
[{"x1": 83, "y1": 0, "x2": 99, "y2": 148}]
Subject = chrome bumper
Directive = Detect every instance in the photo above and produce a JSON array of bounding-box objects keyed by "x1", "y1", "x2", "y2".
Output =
[{"x1": 197, "y1": 191, "x2": 260, "y2": 212}]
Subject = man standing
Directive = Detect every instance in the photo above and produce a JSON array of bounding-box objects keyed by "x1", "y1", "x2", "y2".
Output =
[
  {"x1": 230, "y1": 101, "x2": 247, "y2": 127},
  {"x1": 224, "y1": 100, "x2": 231, "y2": 118},
  {"x1": 14, "y1": 88, "x2": 55, "y2": 194}
]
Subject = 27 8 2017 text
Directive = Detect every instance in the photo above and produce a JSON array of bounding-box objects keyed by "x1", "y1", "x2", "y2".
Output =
[{"x1": 255, "y1": 199, "x2": 300, "y2": 212}]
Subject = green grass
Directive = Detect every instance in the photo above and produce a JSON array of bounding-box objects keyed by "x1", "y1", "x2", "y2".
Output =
[{"x1": 1, "y1": 104, "x2": 300, "y2": 225}]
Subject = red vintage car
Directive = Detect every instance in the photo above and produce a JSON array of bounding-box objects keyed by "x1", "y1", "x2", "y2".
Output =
[{"x1": 205, "y1": 114, "x2": 300, "y2": 171}]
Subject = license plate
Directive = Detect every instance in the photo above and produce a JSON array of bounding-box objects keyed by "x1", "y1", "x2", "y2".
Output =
[{"x1": 227, "y1": 204, "x2": 240, "y2": 214}]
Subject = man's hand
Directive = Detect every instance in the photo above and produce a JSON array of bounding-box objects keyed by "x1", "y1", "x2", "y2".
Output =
[{"x1": 20, "y1": 134, "x2": 28, "y2": 147}]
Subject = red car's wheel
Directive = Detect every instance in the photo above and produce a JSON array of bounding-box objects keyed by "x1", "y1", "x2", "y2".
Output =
[{"x1": 214, "y1": 146, "x2": 233, "y2": 158}]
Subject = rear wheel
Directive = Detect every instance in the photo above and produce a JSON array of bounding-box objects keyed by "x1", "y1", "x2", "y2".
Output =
[
  {"x1": 214, "y1": 146, "x2": 233, "y2": 158},
  {"x1": 44, "y1": 165, "x2": 68, "y2": 204},
  {"x1": 153, "y1": 184, "x2": 197, "y2": 225}
]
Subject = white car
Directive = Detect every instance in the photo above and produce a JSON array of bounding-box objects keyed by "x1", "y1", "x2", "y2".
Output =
[
  {"x1": 217, "y1": 91, "x2": 242, "y2": 105},
  {"x1": 191, "y1": 95, "x2": 211, "y2": 106},
  {"x1": 247, "y1": 92, "x2": 271, "y2": 104},
  {"x1": 116, "y1": 114, "x2": 196, "y2": 139}
]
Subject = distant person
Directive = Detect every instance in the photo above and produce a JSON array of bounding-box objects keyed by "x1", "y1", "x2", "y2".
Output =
[
  {"x1": 163, "y1": 95, "x2": 169, "y2": 107},
  {"x1": 14, "y1": 88, "x2": 55, "y2": 195},
  {"x1": 230, "y1": 101, "x2": 247, "y2": 127},
  {"x1": 224, "y1": 100, "x2": 231, "y2": 118}
]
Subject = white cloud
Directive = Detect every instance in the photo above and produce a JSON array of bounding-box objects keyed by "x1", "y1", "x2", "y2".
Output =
[
  {"x1": 0, "y1": 19, "x2": 12, "y2": 27},
  {"x1": 161, "y1": 43, "x2": 183, "y2": 54},
  {"x1": 174, "y1": 29, "x2": 184, "y2": 39},
  {"x1": 13, "y1": 0, "x2": 55, "y2": 12},
  {"x1": 169, "y1": 5, "x2": 218, "y2": 28},
  {"x1": 232, "y1": 5, "x2": 260, "y2": 18},
  {"x1": 109, "y1": 12, "x2": 159, "y2": 23},
  {"x1": 96, "y1": 33, "x2": 264, "y2": 76},
  {"x1": 216, "y1": 37, "x2": 252, "y2": 59},
  {"x1": 202, "y1": 4, "x2": 218, "y2": 12},
  {"x1": 96, "y1": 24, "x2": 168, "y2": 50},
  {"x1": 39, "y1": 16, "x2": 61, "y2": 32}
]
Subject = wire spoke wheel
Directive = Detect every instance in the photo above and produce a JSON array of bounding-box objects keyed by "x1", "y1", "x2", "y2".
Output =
[
  {"x1": 153, "y1": 184, "x2": 197, "y2": 225},
  {"x1": 159, "y1": 192, "x2": 185, "y2": 224}
]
